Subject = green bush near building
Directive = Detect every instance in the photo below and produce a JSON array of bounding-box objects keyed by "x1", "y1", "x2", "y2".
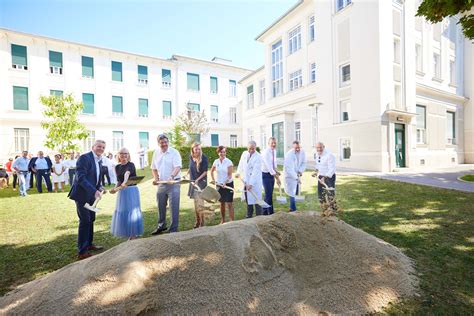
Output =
[{"x1": 460, "y1": 174, "x2": 474, "y2": 182}]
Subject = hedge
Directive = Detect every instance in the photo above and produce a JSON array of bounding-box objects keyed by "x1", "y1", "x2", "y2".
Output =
[{"x1": 148, "y1": 146, "x2": 258, "y2": 169}]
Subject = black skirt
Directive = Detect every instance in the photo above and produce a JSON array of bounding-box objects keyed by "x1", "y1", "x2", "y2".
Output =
[{"x1": 218, "y1": 181, "x2": 234, "y2": 203}]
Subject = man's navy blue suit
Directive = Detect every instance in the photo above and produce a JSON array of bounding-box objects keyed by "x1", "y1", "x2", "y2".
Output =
[{"x1": 68, "y1": 151, "x2": 102, "y2": 254}]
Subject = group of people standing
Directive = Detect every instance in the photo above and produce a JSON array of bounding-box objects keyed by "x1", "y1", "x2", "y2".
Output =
[{"x1": 69, "y1": 135, "x2": 337, "y2": 260}]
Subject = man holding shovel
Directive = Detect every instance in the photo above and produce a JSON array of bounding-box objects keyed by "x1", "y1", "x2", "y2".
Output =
[
  {"x1": 284, "y1": 141, "x2": 307, "y2": 212},
  {"x1": 236, "y1": 141, "x2": 264, "y2": 218},
  {"x1": 261, "y1": 137, "x2": 281, "y2": 215},
  {"x1": 151, "y1": 134, "x2": 182, "y2": 235},
  {"x1": 314, "y1": 142, "x2": 336, "y2": 206}
]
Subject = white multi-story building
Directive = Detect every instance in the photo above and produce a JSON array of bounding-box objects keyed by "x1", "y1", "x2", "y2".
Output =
[
  {"x1": 241, "y1": 0, "x2": 474, "y2": 171},
  {"x1": 0, "y1": 28, "x2": 250, "y2": 164}
]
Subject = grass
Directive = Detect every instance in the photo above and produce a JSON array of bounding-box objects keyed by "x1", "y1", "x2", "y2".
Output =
[
  {"x1": 0, "y1": 168, "x2": 473, "y2": 314},
  {"x1": 460, "y1": 174, "x2": 474, "y2": 182}
]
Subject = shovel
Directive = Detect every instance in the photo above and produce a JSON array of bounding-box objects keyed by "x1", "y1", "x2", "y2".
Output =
[
  {"x1": 295, "y1": 174, "x2": 305, "y2": 202},
  {"x1": 276, "y1": 182, "x2": 287, "y2": 204},
  {"x1": 238, "y1": 178, "x2": 270, "y2": 208},
  {"x1": 84, "y1": 190, "x2": 106, "y2": 213},
  {"x1": 152, "y1": 178, "x2": 191, "y2": 185}
]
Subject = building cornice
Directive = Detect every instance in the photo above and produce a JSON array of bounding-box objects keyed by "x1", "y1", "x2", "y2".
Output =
[
  {"x1": 171, "y1": 54, "x2": 253, "y2": 73},
  {"x1": 416, "y1": 83, "x2": 469, "y2": 103},
  {"x1": 239, "y1": 65, "x2": 265, "y2": 83}
]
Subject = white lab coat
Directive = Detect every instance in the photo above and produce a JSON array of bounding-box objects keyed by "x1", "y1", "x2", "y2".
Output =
[
  {"x1": 284, "y1": 149, "x2": 306, "y2": 197},
  {"x1": 237, "y1": 151, "x2": 263, "y2": 205}
]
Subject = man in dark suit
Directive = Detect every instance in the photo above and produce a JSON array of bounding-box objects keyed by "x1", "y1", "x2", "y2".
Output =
[
  {"x1": 68, "y1": 140, "x2": 106, "y2": 260},
  {"x1": 28, "y1": 151, "x2": 53, "y2": 193}
]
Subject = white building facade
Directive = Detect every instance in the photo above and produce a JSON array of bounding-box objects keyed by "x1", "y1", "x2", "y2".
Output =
[
  {"x1": 0, "y1": 29, "x2": 250, "y2": 164},
  {"x1": 241, "y1": 0, "x2": 473, "y2": 172}
]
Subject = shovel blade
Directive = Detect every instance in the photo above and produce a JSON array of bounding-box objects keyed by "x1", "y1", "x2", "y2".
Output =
[
  {"x1": 295, "y1": 196, "x2": 305, "y2": 202},
  {"x1": 276, "y1": 196, "x2": 287, "y2": 204}
]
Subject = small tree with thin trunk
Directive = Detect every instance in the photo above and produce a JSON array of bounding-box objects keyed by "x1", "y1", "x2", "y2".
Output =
[
  {"x1": 167, "y1": 123, "x2": 187, "y2": 149},
  {"x1": 175, "y1": 104, "x2": 210, "y2": 145},
  {"x1": 40, "y1": 93, "x2": 88, "y2": 154}
]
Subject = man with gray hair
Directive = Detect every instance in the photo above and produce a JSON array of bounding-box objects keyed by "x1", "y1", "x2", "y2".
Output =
[
  {"x1": 314, "y1": 142, "x2": 336, "y2": 205},
  {"x1": 151, "y1": 134, "x2": 182, "y2": 235},
  {"x1": 236, "y1": 140, "x2": 263, "y2": 218}
]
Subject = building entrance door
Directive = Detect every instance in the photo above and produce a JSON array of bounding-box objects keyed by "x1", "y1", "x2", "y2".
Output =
[
  {"x1": 395, "y1": 123, "x2": 406, "y2": 168},
  {"x1": 272, "y1": 122, "x2": 284, "y2": 158}
]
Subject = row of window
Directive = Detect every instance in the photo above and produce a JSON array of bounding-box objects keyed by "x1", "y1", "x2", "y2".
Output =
[
  {"x1": 10, "y1": 44, "x2": 239, "y2": 95},
  {"x1": 413, "y1": 43, "x2": 456, "y2": 85},
  {"x1": 416, "y1": 105, "x2": 456, "y2": 144}
]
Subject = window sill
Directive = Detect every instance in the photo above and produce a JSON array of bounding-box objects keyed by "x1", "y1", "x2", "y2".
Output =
[
  {"x1": 336, "y1": 119, "x2": 356, "y2": 125},
  {"x1": 416, "y1": 143, "x2": 428, "y2": 148},
  {"x1": 339, "y1": 83, "x2": 351, "y2": 89},
  {"x1": 448, "y1": 82, "x2": 457, "y2": 88},
  {"x1": 9, "y1": 67, "x2": 28, "y2": 72},
  {"x1": 10, "y1": 109, "x2": 31, "y2": 113},
  {"x1": 81, "y1": 113, "x2": 95, "y2": 116},
  {"x1": 111, "y1": 80, "x2": 123, "y2": 84},
  {"x1": 432, "y1": 77, "x2": 443, "y2": 83},
  {"x1": 187, "y1": 89, "x2": 200, "y2": 93},
  {"x1": 81, "y1": 76, "x2": 94, "y2": 80},
  {"x1": 416, "y1": 70, "x2": 425, "y2": 76}
]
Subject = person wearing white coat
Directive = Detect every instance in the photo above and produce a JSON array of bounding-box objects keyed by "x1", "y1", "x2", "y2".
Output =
[
  {"x1": 284, "y1": 141, "x2": 306, "y2": 212},
  {"x1": 236, "y1": 141, "x2": 263, "y2": 218}
]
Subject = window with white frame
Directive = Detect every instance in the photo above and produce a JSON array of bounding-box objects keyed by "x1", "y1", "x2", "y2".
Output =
[
  {"x1": 416, "y1": 105, "x2": 426, "y2": 144},
  {"x1": 83, "y1": 130, "x2": 96, "y2": 151},
  {"x1": 449, "y1": 59, "x2": 456, "y2": 85},
  {"x1": 446, "y1": 111, "x2": 455, "y2": 144},
  {"x1": 113, "y1": 131, "x2": 124, "y2": 151},
  {"x1": 229, "y1": 80, "x2": 237, "y2": 97},
  {"x1": 289, "y1": 69, "x2": 303, "y2": 91},
  {"x1": 14, "y1": 128, "x2": 29, "y2": 152},
  {"x1": 340, "y1": 100, "x2": 351, "y2": 122},
  {"x1": 247, "y1": 85, "x2": 254, "y2": 109},
  {"x1": 248, "y1": 128, "x2": 254, "y2": 141},
  {"x1": 336, "y1": 0, "x2": 352, "y2": 12},
  {"x1": 295, "y1": 122, "x2": 301, "y2": 142},
  {"x1": 309, "y1": 15, "x2": 315, "y2": 42},
  {"x1": 260, "y1": 125, "x2": 267, "y2": 150},
  {"x1": 340, "y1": 64, "x2": 351, "y2": 86},
  {"x1": 229, "y1": 107, "x2": 237, "y2": 124},
  {"x1": 393, "y1": 38, "x2": 401, "y2": 64},
  {"x1": 259, "y1": 80, "x2": 265, "y2": 105},
  {"x1": 340, "y1": 138, "x2": 351, "y2": 160},
  {"x1": 211, "y1": 105, "x2": 219, "y2": 123},
  {"x1": 310, "y1": 63, "x2": 316, "y2": 83},
  {"x1": 230, "y1": 135, "x2": 238, "y2": 148},
  {"x1": 415, "y1": 43, "x2": 423, "y2": 73},
  {"x1": 288, "y1": 26, "x2": 302, "y2": 55},
  {"x1": 271, "y1": 40, "x2": 283, "y2": 97},
  {"x1": 433, "y1": 52, "x2": 441, "y2": 79}
]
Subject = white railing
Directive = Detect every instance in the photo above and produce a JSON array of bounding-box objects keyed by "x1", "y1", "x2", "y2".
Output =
[
  {"x1": 50, "y1": 66, "x2": 63, "y2": 75},
  {"x1": 162, "y1": 81, "x2": 172, "y2": 88},
  {"x1": 138, "y1": 78, "x2": 148, "y2": 85},
  {"x1": 12, "y1": 64, "x2": 28, "y2": 70}
]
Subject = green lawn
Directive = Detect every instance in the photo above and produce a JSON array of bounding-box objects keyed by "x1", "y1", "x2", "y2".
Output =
[
  {"x1": 0, "y1": 169, "x2": 473, "y2": 314},
  {"x1": 460, "y1": 174, "x2": 474, "y2": 182}
]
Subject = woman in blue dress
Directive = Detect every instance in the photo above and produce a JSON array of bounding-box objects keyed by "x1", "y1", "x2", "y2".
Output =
[{"x1": 110, "y1": 148, "x2": 144, "y2": 240}]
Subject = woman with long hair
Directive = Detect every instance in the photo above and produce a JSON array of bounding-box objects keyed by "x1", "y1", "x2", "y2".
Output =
[
  {"x1": 210, "y1": 146, "x2": 234, "y2": 223},
  {"x1": 186, "y1": 142, "x2": 209, "y2": 228}
]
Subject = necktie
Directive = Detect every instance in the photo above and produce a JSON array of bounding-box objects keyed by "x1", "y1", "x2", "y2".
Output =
[{"x1": 97, "y1": 159, "x2": 103, "y2": 185}]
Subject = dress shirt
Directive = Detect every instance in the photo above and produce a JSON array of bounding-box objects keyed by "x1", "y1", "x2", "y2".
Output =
[
  {"x1": 261, "y1": 147, "x2": 277, "y2": 175},
  {"x1": 34, "y1": 157, "x2": 49, "y2": 170},
  {"x1": 65, "y1": 159, "x2": 77, "y2": 169},
  {"x1": 315, "y1": 150, "x2": 336, "y2": 177},
  {"x1": 212, "y1": 157, "x2": 233, "y2": 184},
  {"x1": 12, "y1": 157, "x2": 30, "y2": 172},
  {"x1": 151, "y1": 147, "x2": 182, "y2": 180},
  {"x1": 92, "y1": 151, "x2": 102, "y2": 184}
]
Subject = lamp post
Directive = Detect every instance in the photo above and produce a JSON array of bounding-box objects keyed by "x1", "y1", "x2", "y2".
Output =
[{"x1": 308, "y1": 102, "x2": 323, "y2": 149}]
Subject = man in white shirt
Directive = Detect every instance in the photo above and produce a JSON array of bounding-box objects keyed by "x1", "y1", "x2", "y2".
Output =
[
  {"x1": 261, "y1": 137, "x2": 281, "y2": 215},
  {"x1": 151, "y1": 134, "x2": 182, "y2": 234},
  {"x1": 284, "y1": 141, "x2": 306, "y2": 212},
  {"x1": 314, "y1": 142, "x2": 336, "y2": 204},
  {"x1": 65, "y1": 152, "x2": 79, "y2": 187}
]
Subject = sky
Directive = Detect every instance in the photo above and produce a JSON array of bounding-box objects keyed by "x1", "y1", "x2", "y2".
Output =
[{"x1": 0, "y1": 0, "x2": 296, "y2": 70}]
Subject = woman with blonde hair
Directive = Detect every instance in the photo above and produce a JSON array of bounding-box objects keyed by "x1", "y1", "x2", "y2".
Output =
[
  {"x1": 185, "y1": 142, "x2": 209, "y2": 228},
  {"x1": 110, "y1": 148, "x2": 144, "y2": 239}
]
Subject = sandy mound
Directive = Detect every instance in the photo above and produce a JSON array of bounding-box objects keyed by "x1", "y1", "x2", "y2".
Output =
[{"x1": 0, "y1": 212, "x2": 418, "y2": 314}]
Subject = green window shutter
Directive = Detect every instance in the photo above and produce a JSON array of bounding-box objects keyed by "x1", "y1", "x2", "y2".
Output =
[
  {"x1": 49, "y1": 51, "x2": 63, "y2": 67},
  {"x1": 162, "y1": 69, "x2": 171, "y2": 82},
  {"x1": 112, "y1": 96, "x2": 123, "y2": 113},
  {"x1": 139, "y1": 132, "x2": 149, "y2": 149},
  {"x1": 50, "y1": 90, "x2": 63, "y2": 96},
  {"x1": 211, "y1": 134, "x2": 219, "y2": 146},
  {"x1": 112, "y1": 61, "x2": 122, "y2": 81},
  {"x1": 188, "y1": 103, "x2": 200, "y2": 111},
  {"x1": 139, "y1": 98, "x2": 148, "y2": 117},
  {"x1": 163, "y1": 101, "x2": 172, "y2": 117},
  {"x1": 12, "y1": 44, "x2": 27, "y2": 66},
  {"x1": 210, "y1": 76, "x2": 218, "y2": 93},
  {"x1": 247, "y1": 85, "x2": 254, "y2": 94},
  {"x1": 138, "y1": 65, "x2": 148, "y2": 80},
  {"x1": 82, "y1": 56, "x2": 94, "y2": 78},
  {"x1": 82, "y1": 93, "x2": 94, "y2": 114},
  {"x1": 13, "y1": 86, "x2": 28, "y2": 110},
  {"x1": 187, "y1": 73, "x2": 200, "y2": 91}
]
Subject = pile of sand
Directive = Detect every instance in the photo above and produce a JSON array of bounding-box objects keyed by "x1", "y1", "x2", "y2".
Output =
[{"x1": 0, "y1": 212, "x2": 418, "y2": 314}]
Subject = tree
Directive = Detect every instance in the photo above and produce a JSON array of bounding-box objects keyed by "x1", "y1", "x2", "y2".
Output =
[
  {"x1": 175, "y1": 104, "x2": 210, "y2": 145},
  {"x1": 167, "y1": 123, "x2": 187, "y2": 149},
  {"x1": 416, "y1": 0, "x2": 474, "y2": 40},
  {"x1": 40, "y1": 93, "x2": 89, "y2": 154}
]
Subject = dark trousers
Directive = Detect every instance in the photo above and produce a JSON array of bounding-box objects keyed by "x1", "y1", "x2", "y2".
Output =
[
  {"x1": 262, "y1": 172, "x2": 275, "y2": 215},
  {"x1": 76, "y1": 201, "x2": 96, "y2": 254},
  {"x1": 100, "y1": 166, "x2": 110, "y2": 186},
  {"x1": 245, "y1": 192, "x2": 262, "y2": 218},
  {"x1": 29, "y1": 171, "x2": 34, "y2": 189},
  {"x1": 36, "y1": 169, "x2": 52, "y2": 193},
  {"x1": 68, "y1": 169, "x2": 76, "y2": 186},
  {"x1": 318, "y1": 174, "x2": 336, "y2": 203},
  {"x1": 12, "y1": 173, "x2": 18, "y2": 188}
]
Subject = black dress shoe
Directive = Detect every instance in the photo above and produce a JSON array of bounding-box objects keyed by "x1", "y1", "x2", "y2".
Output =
[
  {"x1": 151, "y1": 227, "x2": 167, "y2": 235},
  {"x1": 88, "y1": 244, "x2": 104, "y2": 251}
]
